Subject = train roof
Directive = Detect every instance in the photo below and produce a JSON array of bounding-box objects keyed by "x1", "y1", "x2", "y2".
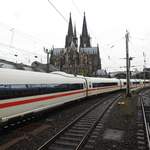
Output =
[
  {"x1": 0, "y1": 68, "x2": 85, "y2": 84},
  {"x1": 85, "y1": 77, "x2": 120, "y2": 83},
  {"x1": 51, "y1": 71, "x2": 75, "y2": 77}
]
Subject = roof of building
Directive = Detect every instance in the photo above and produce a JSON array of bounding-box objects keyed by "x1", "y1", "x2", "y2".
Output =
[
  {"x1": 0, "y1": 59, "x2": 58, "y2": 72},
  {"x1": 52, "y1": 48, "x2": 65, "y2": 55},
  {"x1": 80, "y1": 47, "x2": 98, "y2": 54},
  {"x1": 0, "y1": 59, "x2": 32, "y2": 70}
]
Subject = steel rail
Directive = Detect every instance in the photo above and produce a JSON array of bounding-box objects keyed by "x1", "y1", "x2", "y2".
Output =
[
  {"x1": 75, "y1": 94, "x2": 120, "y2": 150},
  {"x1": 140, "y1": 96, "x2": 150, "y2": 149},
  {"x1": 37, "y1": 94, "x2": 121, "y2": 150}
]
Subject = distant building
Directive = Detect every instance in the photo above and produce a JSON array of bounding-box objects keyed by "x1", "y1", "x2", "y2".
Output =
[
  {"x1": 132, "y1": 68, "x2": 150, "y2": 79},
  {"x1": 50, "y1": 13, "x2": 101, "y2": 76},
  {"x1": 0, "y1": 59, "x2": 58, "y2": 73}
]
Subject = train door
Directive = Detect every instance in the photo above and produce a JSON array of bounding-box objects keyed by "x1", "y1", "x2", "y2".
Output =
[
  {"x1": 84, "y1": 78, "x2": 88, "y2": 97},
  {"x1": 119, "y1": 79, "x2": 122, "y2": 89}
]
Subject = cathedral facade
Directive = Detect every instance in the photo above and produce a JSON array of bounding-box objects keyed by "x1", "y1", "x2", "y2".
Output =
[{"x1": 50, "y1": 13, "x2": 101, "y2": 76}]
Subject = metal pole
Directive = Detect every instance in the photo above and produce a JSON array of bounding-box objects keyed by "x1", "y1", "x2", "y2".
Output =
[
  {"x1": 44, "y1": 47, "x2": 50, "y2": 73},
  {"x1": 143, "y1": 52, "x2": 146, "y2": 86},
  {"x1": 47, "y1": 51, "x2": 50, "y2": 73},
  {"x1": 125, "y1": 30, "x2": 131, "y2": 97}
]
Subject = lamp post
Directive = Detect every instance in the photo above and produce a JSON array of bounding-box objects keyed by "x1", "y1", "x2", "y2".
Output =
[
  {"x1": 14, "y1": 54, "x2": 18, "y2": 63},
  {"x1": 44, "y1": 47, "x2": 51, "y2": 73}
]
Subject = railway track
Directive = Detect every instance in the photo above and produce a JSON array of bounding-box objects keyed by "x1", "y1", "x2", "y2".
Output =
[
  {"x1": 37, "y1": 94, "x2": 121, "y2": 150},
  {"x1": 137, "y1": 94, "x2": 150, "y2": 150}
]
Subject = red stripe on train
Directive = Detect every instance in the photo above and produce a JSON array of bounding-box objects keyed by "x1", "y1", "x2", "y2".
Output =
[
  {"x1": 0, "y1": 86, "x2": 119, "y2": 109},
  {"x1": 0, "y1": 90, "x2": 86, "y2": 109}
]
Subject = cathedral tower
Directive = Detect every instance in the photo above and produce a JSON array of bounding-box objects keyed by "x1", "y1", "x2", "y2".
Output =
[
  {"x1": 73, "y1": 24, "x2": 78, "y2": 48},
  {"x1": 65, "y1": 13, "x2": 73, "y2": 48},
  {"x1": 80, "y1": 12, "x2": 91, "y2": 48},
  {"x1": 65, "y1": 13, "x2": 78, "y2": 48}
]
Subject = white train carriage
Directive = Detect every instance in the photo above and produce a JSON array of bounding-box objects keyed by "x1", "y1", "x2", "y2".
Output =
[
  {"x1": 132, "y1": 79, "x2": 144, "y2": 89},
  {"x1": 121, "y1": 79, "x2": 145, "y2": 91},
  {"x1": 85, "y1": 77, "x2": 121, "y2": 96},
  {"x1": 143, "y1": 79, "x2": 150, "y2": 87},
  {"x1": 0, "y1": 68, "x2": 150, "y2": 124},
  {"x1": 0, "y1": 69, "x2": 86, "y2": 123},
  {"x1": 120, "y1": 79, "x2": 126, "y2": 89}
]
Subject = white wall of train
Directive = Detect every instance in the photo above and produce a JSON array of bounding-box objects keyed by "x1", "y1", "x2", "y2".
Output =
[{"x1": 0, "y1": 68, "x2": 149, "y2": 124}]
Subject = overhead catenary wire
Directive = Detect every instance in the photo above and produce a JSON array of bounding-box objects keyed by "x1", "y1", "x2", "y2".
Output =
[
  {"x1": 0, "y1": 0, "x2": 76, "y2": 65},
  {"x1": 126, "y1": 38, "x2": 149, "y2": 71},
  {"x1": 130, "y1": 35, "x2": 150, "y2": 41},
  {"x1": 71, "y1": 0, "x2": 99, "y2": 43},
  {"x1": 47, "y1": 0, "x2": 68, "y2": 23},
  {"x1": 0, "y1": 39, "x2": 45, "y2": 63},
  {"x1": 129, "y1": 38, "x2": 149, "y2": 57},
  {"x1": 47, "y1": 0, "x2": 124, "y2": 48},
  {"x1": 72, "y1": 0, "x2": 126, "y2": 48},
  {"x1": 0, "y1": 20, "x2": 50, "y2": 47},
  {"x1": 47, "y1": 0, "x2": 81, "y2": 37},
  {"x1": 100, "y1": 37, "x2": 124, "y2": 48},
  {"x1": 0, "y1": 23, "x2": 48, "y2": 55}
]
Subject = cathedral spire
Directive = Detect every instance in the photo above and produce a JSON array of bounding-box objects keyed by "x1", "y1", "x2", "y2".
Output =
[
  {"x1": 65, "y1": 13, "x2": 74, "y2": 48},
  {"x1": 73, "y1": 24, "x2": 78, "y2": 48},
  {"x1": 68, "y1": 12, "x2": 73, "y2": 36},
  {"x1": 82, "y1": 12, "x2": 88, "y2": 36},
  {"x1": 74, "y1": 24, "x2": 77, "y2": 37},
  {"x1": 97, "y1": 44, "x2": 101, "y2": 69},
  {"x1": 80, "y1": 12, "x2": 91, "y2": 48}
]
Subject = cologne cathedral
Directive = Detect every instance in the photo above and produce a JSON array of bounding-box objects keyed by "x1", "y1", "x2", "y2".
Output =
[{"x1": 50, "y1": 13, "x2": 101, "y2": 76}]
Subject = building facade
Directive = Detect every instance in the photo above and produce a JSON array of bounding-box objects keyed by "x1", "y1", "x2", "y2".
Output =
[{"x1": 50, "y1": 13, "x2": 101, "y2": 76}]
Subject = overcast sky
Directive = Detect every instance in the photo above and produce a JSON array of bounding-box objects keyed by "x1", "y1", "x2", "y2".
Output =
[{"x1": 0, "y1": 0, "x2": 150, "y2": 72}]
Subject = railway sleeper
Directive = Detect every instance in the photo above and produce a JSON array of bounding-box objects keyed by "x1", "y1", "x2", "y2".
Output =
[
  {"x1": 60, "y1": 136, "x2": 81, "y2": 142},
  {"x1": 137, "y1": 136, "x2": 145, "y2": 140},
  {"x1": 76, "y1": 122, "x2": 93, "y2": 126},
  {"x1": 49, "y1": 145, "x2": 73, "y2": 150},
  {"x1": 84, "y1": 144, "x2": 94, "y2": 150},
  {"x1": 55, "y1": 140, "x2": 78, "y2": 147},
  {"x1": 64, "y1": 132, "x2": 84, "y2": 137},
  {"x1": 74, "y1": 124, "x2": 91, "y2": 128},
  {"x1": 68, "y1": 129, "x2": 87, "y2": 134},
  {"x1": 79, "y1": 119, "x2": 97, "y2": 123},
  {"x1": 87, "y1": 139, "x2": 95, "y2": 144},
  {"x1": 72, "y1": 126, "x2": 89, "y2": 130}
]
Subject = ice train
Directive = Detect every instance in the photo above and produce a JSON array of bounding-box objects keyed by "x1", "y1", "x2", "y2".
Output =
[{"x1": 0, "y1": 68, "x2": 149, "y2": 124}]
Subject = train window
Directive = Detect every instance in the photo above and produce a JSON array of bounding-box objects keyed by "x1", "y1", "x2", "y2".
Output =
[
  {"x1": 0, "y1": 84, "x2": 11, "y2": 89},
  {"x1": 11, "y1": 84, "x2": 27, "y2": 89},
  {"x1": 133, "y1": 82, "x2": 140, "y2": 84},
  {"x1": 92, "y1": 82, "x2": 117, "y2": 88},
  {"x1": 30, "y1": 84, "x2": 41, "y2": 88},
  {"x1": 89, "y1": 82, "x2": 92, "y2": 88},
  {"x1": 40, "y1": 84, "x2": 48, "y2": 88},
  {"x1": 0, "y1": 83, "x2": 84, "y2": 100},
  {"x1": 47, "y1": 84, "x2": 57, "y2": 88}
]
